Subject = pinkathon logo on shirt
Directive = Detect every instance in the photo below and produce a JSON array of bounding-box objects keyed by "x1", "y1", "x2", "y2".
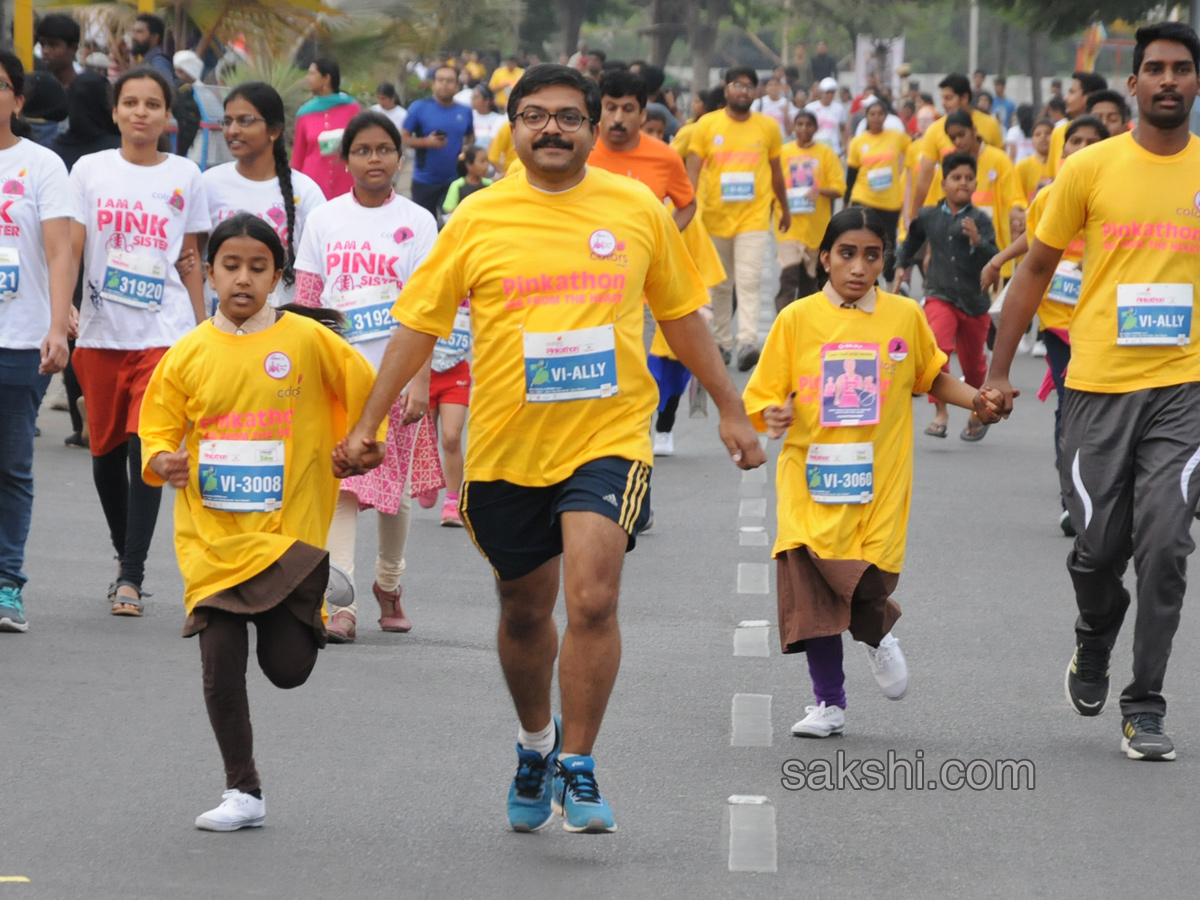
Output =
[{"x1": 1102, "y1": 219, "x2": 1200, "y2": 253}]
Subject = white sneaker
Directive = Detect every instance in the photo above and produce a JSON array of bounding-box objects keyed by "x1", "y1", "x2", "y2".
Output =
[
  {"x1": 195, "y1": 789, "x2": 266, "y2": 831},
  {"x1": 791, "y1": 702, "x2": 845, "y2": 737},
  {"x1": 1031, "y1": 340, "x2": 1047, "y2": 357},
  {"x1": 653, "y1": 431, "x2": 675, "y2": 457},
  {"x1": 864, "y1": 632, "x2": 909, "y2": 699}
]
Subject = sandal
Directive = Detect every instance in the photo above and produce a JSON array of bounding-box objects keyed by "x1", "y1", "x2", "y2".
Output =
[
  {"x1": 107, "y1": 580, "x2": 147, "y2": 617},
  {"x1": 960, "y1": 420, "x2": 990, "y2": 442},
  {"x1": 924, "y1": 421, "x2": 948, "y2": 438}
]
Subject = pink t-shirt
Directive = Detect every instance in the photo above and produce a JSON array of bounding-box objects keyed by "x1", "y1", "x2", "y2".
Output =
[{"x1": 292, "y1": 100, "x2": 361, "y2": 199}]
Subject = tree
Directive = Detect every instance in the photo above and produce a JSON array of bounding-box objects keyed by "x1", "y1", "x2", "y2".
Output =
[{"x1": 981, "y1": 0, "x2": 1166, "y2": 38}]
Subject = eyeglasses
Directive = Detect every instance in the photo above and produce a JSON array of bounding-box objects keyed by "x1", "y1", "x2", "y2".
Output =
[
  {"x1": 727, "y1": 82, "x2": 756, "y2": 92},
  {"x1": 219, "y1": 115, "x2": 267, "y2": 129},
  {"x1": 513, "y1": 108, "x2": 589, "y2": 132},
  {"x1": 347, "y1": 145, "x2": 400, "y2": 158}
]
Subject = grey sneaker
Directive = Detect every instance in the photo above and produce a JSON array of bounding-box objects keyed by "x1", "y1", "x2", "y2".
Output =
[
  {"x1": 1065, "y1": 643, "x2": 1110, "y2": 716},
  {"x1": 0, "y1": 584, "x2": 28, "y2": 633},
  {"x1": 736, "y1": 344, "x2": 760, "y2": 372},
  {"x1": 1121, "y1": 713, "x2": 1176, "y2": 761}
]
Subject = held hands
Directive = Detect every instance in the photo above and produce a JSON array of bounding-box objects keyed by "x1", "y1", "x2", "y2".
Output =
[
  {"x1": 763, "y1": 392, "x2": 796, "y2": 439},
  {"x1": 960, "y1": 216, "x2": 980, "y2": 246},
  {"x1": 973, "y1": 382, "x2": 1020, "y2": 423},
  {"x1": 332, "y1": 430, "x2": 386, "y2": 479},
  {"x1": 150, "y1": 448, "x2": 190, "y2": 488}
]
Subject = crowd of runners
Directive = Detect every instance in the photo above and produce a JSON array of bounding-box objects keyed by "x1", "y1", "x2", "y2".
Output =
[{"x1": 2, "y1": 11, "x2": 1199, "y2": 835}]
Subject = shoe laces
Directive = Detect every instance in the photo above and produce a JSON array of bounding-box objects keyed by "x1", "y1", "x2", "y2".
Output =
[
  {"x1": 1128, "y1": 713, "x2": 1164, "y2": 735},
  {"x1": 558, "y1": 763, "x2": 601, "y2": 804},
  {"x1": 513, "y1": 750, "x2": 550, "y2": 798},
  {"x1": 0, "y1": 585, "x2": 21, "y2": 611},
  {"x1": 804, "y1": 702, "x2": 836, "y2": 719},
  {"x1": 1074, "y1": 645, "x2": 1109, "y2": 682}
]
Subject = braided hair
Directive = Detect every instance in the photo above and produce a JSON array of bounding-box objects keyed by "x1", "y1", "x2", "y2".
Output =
[{"x1": 224, "y1": 82, "x2": 298, "y2": 288}]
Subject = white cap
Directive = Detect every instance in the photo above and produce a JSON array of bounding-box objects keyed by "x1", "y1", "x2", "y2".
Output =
[
  {"x1": 173, "y1": 50, "x2": 203, "y2": 83},
  {"x1": 819, "y1": 77, "x2": 839, "y2": 92}
]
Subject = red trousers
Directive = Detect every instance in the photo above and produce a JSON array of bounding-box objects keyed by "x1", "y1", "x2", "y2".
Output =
[{"x1": 923, "y1": 297, "x2": 990, "y2": 403}]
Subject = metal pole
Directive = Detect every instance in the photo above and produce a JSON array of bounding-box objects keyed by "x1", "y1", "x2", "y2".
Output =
[
  {"x1": 968, "y1": 0, "x2": 979, "y2": 75},
  {"x1": 13, "y1": 0, "x2": 31, "y2": 68}
]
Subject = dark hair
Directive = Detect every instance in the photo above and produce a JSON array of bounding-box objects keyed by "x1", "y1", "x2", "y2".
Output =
[
  {"x1": 312, "y1": 57, "x2": 340, "y2": 93},
  {"x1": 35, "y1": 13, "x2": 80, "y2": 47},
  {"x1": 277, "y1": 303, "x2": 345, "y2": 333},
  {"x1": 793, "y1": 109, "x2": 818, "y2": 128},
  {"x1": 1050, "y1": 78, "x2": 1063, "y2": 87},
  {"x1": 1046, "y1": 96, "x2": 1067, "y2": 115},
  {"x1": 472, "y1": 82, "x2": 498, "y2": 112},
  {"x1": 644, "y1": 107, "x2": 668, "y2": 124},
  {"x1": 600, "y1": 60, "x2": 627, "y2": 73},
  {"x1": 208, "y1": 212, "x2": 284, "y2": 270},
  {"x1": 135, "y1": 13, "x2": 165, "y2": 42},
  {"x1": 944, "y1": 108, "x2": 975, "y2": 131},
  {"x1": 1064, "y1": 114, "x2": 1109, "y2": 143},
  {"x1": 640, "y1": 64, "x2": 666, "y2": 95},
  {"x1": 1086, "y1": 88, "x2": 1130, "y2": 122},
  {"x1": 725, "y1": 66, "x2": 759, "y2": 87},
  {"x1": 818, "y1": 206, "x2": 890, "y2": 285},
  {"x1": 599, "y1": 70, "x2": 647, "y2": 109},
  {"x1": 941, "y1": 151, "x2": 977, "y2": 176},
  {"x1": 993, "y1": 74, "x2": 1007, "y2": 86},
  {"x1": 1015, "y1": 103, "x2": 1035, "y2": 136},
  {"x1": 507, "y1": 64, "x2": 601, "y2": 125},
  {"x1": 938, "y1": 73, "x2": 972, "y2": 100},
  {"x1": 784, "y1": 65, "x2": 799, "y2": 82},
  {"x1": 1133, "y1": 21, "x2": 1200, "y2": 74},
  {"x1": 1072, "y1": 71, "x2": 1108, "y2": 95},
  {"x1": 704, "y1": 86, "x2": 726, "y2": 113},
  {"x1": 455, "y1": 143, "x2": 486, "y2": 177},
  {"x1": 973, "y1": 68, "x2": 986, "y2": 78},
  {"x1": 434, "y1": 64, "x2": 459, "y2": 80},
  {"x1": 1034, "y1": 115, "x2": 1054, "y2": 131},
  {"x1": 376, "y1": 82, "x2": 397, "y2": 98},
  {"x1": 975, "y1": 90, "x2": 993, "y2": 106},
  {"x1": 0, "y1": 52, "x2": 29, "y2": 137},
  {"x1": 590, "y1": 49, "x2": 607, "y2": 64},
  {"x1": 225, "y1": 82, "x2": 297, "y2": 288},
  {"x1": 340, "y1": 110, "x2": 403, "y2": 158},
  {"x1": 113, "y1": 66, "x2": 173, "y2": 111}
]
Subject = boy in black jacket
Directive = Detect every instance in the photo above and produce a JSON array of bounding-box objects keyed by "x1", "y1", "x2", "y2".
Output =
[{"x1": 896, "y1": 152, "x2": 998, "y2": 440}]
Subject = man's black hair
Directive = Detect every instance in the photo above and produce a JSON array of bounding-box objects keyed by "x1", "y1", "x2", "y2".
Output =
[
  {"x1": 724, "y1": 66, "x2": 759, "y2": 87},
  {"x1": 135, "y1": 13, "x2": 165, "y2": 43},
  {"x1": 35, "y1": 13, "x2": 80, "y2": 47},
  {"x1": 1072, "y1": 71, "x2": 1108, "y2": 95},
  {"x1": 1046, "y1": 95, "x2": 1067, "y2": 115},
  {"x1": 507, "y1": 64, "x2": 601, "y2": 124},
  {"x1": 599, "y1": 70, "x2": 648, "y2": 109},
  {"x1": 1085, "y1": 89, "x2": 1130, "y2": 121},
  {"x1": 938, "y1": 73, "x2": 972, "y2": 101},
  {"x1": 941, "y1": 151, "x2": 977, "y2": 176},
  {"x1": 1133, "y1": 21, "x2": 1200, "y2": 74}
]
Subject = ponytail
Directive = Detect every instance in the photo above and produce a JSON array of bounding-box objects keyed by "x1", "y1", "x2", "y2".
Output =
[{"x1": 271, "y1": 136, "x2": 297, "y2": 288}]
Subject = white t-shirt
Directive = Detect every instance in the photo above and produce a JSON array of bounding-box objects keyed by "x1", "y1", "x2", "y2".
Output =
[
  {"x1": 370, "y1": 103, "x2": 408, "y2": 134},
  {"x1": 70, "y1": 150, "x2": 210, "y2": 350},
  {"x1": 0, "y1": 139, "x2": 74, "y2": 350},
  {"x1": 202, "y1": 163, "x2": 326, "y2": 309},
  {"x1": 294, "y1": 192, "x2": 436, "y2": 369},
  {"x1": 751, "y1": 96, "x2": 799, "y2": 138},
  {"x1": 854, "y1": 113, "x2": 906, "y2": 136},
  {"x1": 805, "y1": 100, "x2": 847, "y2": 154},
  {"x1": 472, "y1": 110, "x2": 507, "y2": 151},
  {"x1": 1006, "y1": 125, "x2": 1034, "y2": 162}
]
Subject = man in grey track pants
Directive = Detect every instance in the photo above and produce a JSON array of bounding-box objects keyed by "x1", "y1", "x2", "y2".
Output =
[{"x1": 984, "y1": 20, "x2": 1200, "y2": 762}]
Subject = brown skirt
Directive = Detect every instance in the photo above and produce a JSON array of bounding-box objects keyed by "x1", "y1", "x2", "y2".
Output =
[
  {"x1": 183, "y1": 540, "x2": 329, "y2": 648},
  {"x1": 776, "y1": 546, "x2": 900, "y2": 654}
]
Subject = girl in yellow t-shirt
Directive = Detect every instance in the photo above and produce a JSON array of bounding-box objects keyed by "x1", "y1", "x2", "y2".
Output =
[
  {"x1": 743, "y1": 207, "x2": 1003, "y2": 738},
  {"x1": 845, "y1": 100, "x2": 911, "y2": 283},
  {"x1": 139, "y1": 213, "x2": 382, "y2": 832}
]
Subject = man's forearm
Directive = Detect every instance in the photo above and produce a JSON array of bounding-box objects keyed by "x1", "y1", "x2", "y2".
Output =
[
  {"x1": 355, "y1": 325, "x2": 439, "y2": 433},
  {"x1": 990, "y1": 241, "x2": 1061, "y2": 379},
  {"x1": 657, "y1": 311, "x2": 742, "y2": 414}
]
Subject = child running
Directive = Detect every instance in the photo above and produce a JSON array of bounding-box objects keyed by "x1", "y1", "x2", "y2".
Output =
[
  {"x1": 418, "y1": 297, "x2": 472, "y2": 525},
  {"x1": 138, "y1": 213, "x2": 382, "y2": 831},
  {"x1": 294, "y1": 110, "x2": 443, "y2": 642},
  {"x1": 442, "y1": 144, "x2": 492, "y2": 217},
  {"x1": 743, "y1": 207, "x2": 1004, "y2": 738}
]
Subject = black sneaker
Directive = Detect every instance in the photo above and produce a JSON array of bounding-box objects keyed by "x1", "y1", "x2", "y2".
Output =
[
  {"x1": 1121, "y1": 713, "x2": 1176, "y2": 761},
  {"x1": 1064, "y1": 643, "x2": 1110, "y2": 716},
  {"x1": 736, "y1": 344, "x2": 760, "y2": 372},
  {"x1": 719, "y1": 347, "x2": 732, "y2": 366},
  {"x1": 1059, "y1": 509, "x2": 1076, "y2": 537}
]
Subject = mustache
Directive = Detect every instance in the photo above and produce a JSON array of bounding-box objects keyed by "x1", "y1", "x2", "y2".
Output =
[
  {"x1": 532, "y1": 135, "x2": 574, "y2": 150},
  {"x1": 1154, "y1": 91, "x2": 1183, "y2": 103}
]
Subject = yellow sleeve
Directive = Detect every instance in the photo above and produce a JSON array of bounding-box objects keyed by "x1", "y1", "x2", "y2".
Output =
[
  {"x1": 742, "y1": 309, "x2": 796, "y2": 431},
  {"x1": 909, "y1": 302, "x2": 949, "y2": 393},
  {"x1": 689, "y1": 117, "x2": 711, "y2": 160},
  {"x1": 1035, "y1": 153, "x2": 1087, "y2": 251},
  {"x1": 1025, "y1": 188, "x2": 1047, "y2": 236},
  {"x1": 488, "y1": 122, "x2": 512, "y2": 169},
  {"x1": 846, "y1": 135, "x2": 863, "y2": 169},
  {"x1": 766, "y1": 118, "x2": 783, "y2": 159},
  {"x1": 391, "y1": 214, "x2": 469, "y2": 338},
  {"x1": 897, "y1": 132, "x2": 912, "y2": 157},
  {"x1": 671, "y1": 124, "x2": 693, "y2": 159},
  {"x1": 138, "y1": 347, "x2": 189, "y2": 487},
  {"x1": 823, "y1": 145, "x2": 847, "y2": 194},
  {"x1": 1048, "y1": 125, "x2": 1066, "y2": 177},
  {"x1": 977, "y1": 112, "x2": 1003, "y2": 149},
  {"x1": 920, "y1": 121, "x2": 943, "y2": 161},
  {"x1": 643, "y1": 201, "x2": 709, "y2": 322}
]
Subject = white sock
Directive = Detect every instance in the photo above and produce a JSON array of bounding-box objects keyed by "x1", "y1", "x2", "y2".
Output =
[
  {"x1": 558, "y1": 752, "x2": 581, "y2": 762},
  {"x1": 518, "y1": 720, "x2": 556, "y2": 758}
]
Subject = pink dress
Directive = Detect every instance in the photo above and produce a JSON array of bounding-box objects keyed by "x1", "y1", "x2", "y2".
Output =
[{"x1": 292, "y1": 99, "x2": 361, "y2": 199}]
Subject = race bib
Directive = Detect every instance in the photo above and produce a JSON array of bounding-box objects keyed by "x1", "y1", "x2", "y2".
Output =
[
  {"x1": 524, "y1": 324, "x2": 617, "y2": 402},
  {"x1": 0, "y1": 247, "x2": 18, "y2": 301},
  {"x1": 805, "y1": 442, "x2": 874, "y2": 504},
  {"x1": 198, "y1": 441, "x2": 285, "y2": 512},
  {"x1": 334, "y1": 283, "x2": 399, "y2": 345},
  {"x1": 720, "y1": 172, "x2": 755, "y2": 202},
  {"x1": 317, "y1": 128, "x2": 345, "y2": 157},
  {"x1": 787, "y1": 187, "x2": 815, "y2": 215},
  {"x1": 820, "y1": 342, "x2": 881, "y2": 427},
  {"x1": 866, "y1": 166, "x2": 893, "y2": 192},
  {"x1": 1047, "y1": 261, "x2": 1081, "y2": 307},
  {"x1": 1116, "y1": 283, "x2": 1193, "y2": 346},
  {"x1": 101, "y1": 250, "x2": 166, "y2": 312},
  {"x1": 435, "y1": 305, "x2": 472, "y2": 355}
]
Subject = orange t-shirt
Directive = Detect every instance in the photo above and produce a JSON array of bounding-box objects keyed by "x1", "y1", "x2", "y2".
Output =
[{"x1": 588, "y1": 135, "x2": 696, "y2": 207}]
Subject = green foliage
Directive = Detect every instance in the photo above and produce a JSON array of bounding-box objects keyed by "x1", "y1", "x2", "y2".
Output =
[{"x1": 980, "y1": 0, "x2": 1166, "y2": 38}]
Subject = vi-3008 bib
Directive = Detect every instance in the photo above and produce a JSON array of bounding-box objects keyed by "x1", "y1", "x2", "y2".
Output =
[{"x1": 198, "y1": 440, "x2": 285, "y2": 512}]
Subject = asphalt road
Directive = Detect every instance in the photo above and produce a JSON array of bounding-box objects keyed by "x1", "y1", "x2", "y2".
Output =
[{"x1": 5, "y1": 327, "x2": 1200, "y2": 899}]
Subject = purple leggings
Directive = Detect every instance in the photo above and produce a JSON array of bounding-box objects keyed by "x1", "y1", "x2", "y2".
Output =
[{"x1": 806, "y1": 634, "x2": 847, "y2": 709}]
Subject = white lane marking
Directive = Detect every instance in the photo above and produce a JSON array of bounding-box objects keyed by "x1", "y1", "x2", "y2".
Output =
[
  {"x1": 742, "y1": 466, "x2": 767, "y2": 485},
  {"x1": 734, "y1": 621, "x2": 770, "y2": 657},
  {"x1": 737, "y1": 562, "x2": 769, "y2": 594},
  {"x1": 728, "y1": 796, "x2": 777, "y2": 873},
  {"x1": 738, "y1": 497, "x2": 767, "y2": 518},
  {"x1": 1071, "y1": 450, "x2": 1093, "y2": 530},
  {"x1": 739, "y1": 531, "x2": 769, "y2": 547},
  {"x1": 731, "y1": 693, "x2": 773, "y2": 746}
]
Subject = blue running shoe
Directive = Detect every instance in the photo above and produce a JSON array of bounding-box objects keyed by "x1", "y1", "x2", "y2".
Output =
[
  {"x1": 0, "y1": 584, "x2": 27, "y2": 633},
  {"x1": 507, "y1": 715, "x2": 561, "y2": 832},
  {"x1": 552, "y1": 755, "x2": 617, "y2": 833}
]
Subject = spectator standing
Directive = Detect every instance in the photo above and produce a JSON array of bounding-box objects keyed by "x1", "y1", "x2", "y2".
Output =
[
  {"x1": 811, "y1": 40, "x2": 838, "y2": 83},
  {"x1": 992, "y1": 75, "x2": 1016, "y2": 130},
  {"x1": 35, "y1": 14, "x2": 80, "y2": 91},
  {"x1": 172, "y1": 51, "x2": 203, "y2": 158},
  {"x1": 131, "y1": 14, "x2": 175, "y2": 86}
]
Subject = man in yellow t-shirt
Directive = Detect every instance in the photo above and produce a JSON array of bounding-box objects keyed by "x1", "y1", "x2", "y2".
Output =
[
  {"x1": 774, "y1": 109, "x2": 844, "y2": 310},
  {"x1": 908, "y1": 73, "x2": 1005, "y2": 218},
  {"x1": 685, "y1": 66, "x2": 789, "y2": 371},
  {"x1": 988, "y1": 22, "x2": 1200, "y2": 763},
  {"x1": 487, "y1": 55, "x2": 524, "y2": 109},
  {"x1": 1047, "y1": 71, "x2": 1108, "y2": 176},
  {"x1": 338, "y1": 64, "x2": 765, "y2": 832}
]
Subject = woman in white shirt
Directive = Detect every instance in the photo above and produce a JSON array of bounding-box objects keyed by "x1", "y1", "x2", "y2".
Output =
[
  {"x1": 69, "y1": 66, "x2": 209, "y2": 616},
  {"x1": 203, "y1": 82, "x2": 325, "y2": 311},
  {"x1": 294, "y1": 111, "x2": 442, "y2": 643},
  {"x1": 470, "y1": 84, "x2": 506, "y2": 152},
  {"x1": 0, "y1": 51, "x2": 76, "y2": 634}
]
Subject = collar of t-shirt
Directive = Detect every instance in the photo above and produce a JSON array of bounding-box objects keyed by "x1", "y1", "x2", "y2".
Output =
[
  {"x1": 212, "y1": 302, "x2": 279, "y2": 335},
  {"x1": 351, "y1": 189, "x2": 396, "y2": 207},
  {"x1": 823, "y1": 281, "x2": 876, "y2": 313}
]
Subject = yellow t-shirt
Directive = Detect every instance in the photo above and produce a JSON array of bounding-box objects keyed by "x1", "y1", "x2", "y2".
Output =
[
  {"x1": 1047, "y1": 120, "x2": 1068, "y2": 177},
  {"x1": 847, "y1": 129, "x2": 911, "y2": 211},
  {"x1": 742, "y1": 291, "x2": 947, "y2": 572},
  {"x1": 671, "y1": 122, "x2": 696, "y2": 159},
  {"x1": 971, "y1": 143, "x2": 1026, "y2": 252},
  {"x1": 487, "y1": 67, "x2": 524, "y2": 109},
  {"x1": 1016, "y1": 153, "x2": 1052, "y2": 202},
  {"x1": 689, "y1": 110, "x2": 784, "y2": 238},
  {"x1": 392, "y1": 167, "x2": 709, "y2": 486},
  {"x1": 775, "y1": 140, "x2": 846, "y2": 248},
  {"x1": 919, "y1": 109, "x2": 1005, "y2": 207},
  {"x1": 1037, "y1": 132, "x2": 1200, "y2": 392},
  {"x1": 138, "y1": 314, "x2": 381, "y2": 614},
  {"x1": 487, "y1": 120, "x2": 515, "y2": 175},
  {"x1": 1026, "y1": 184, "x2": 1084, "y2": 332},
  {"x1": 650, "y1": 213, "x2": 726, "y2": 359}
]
